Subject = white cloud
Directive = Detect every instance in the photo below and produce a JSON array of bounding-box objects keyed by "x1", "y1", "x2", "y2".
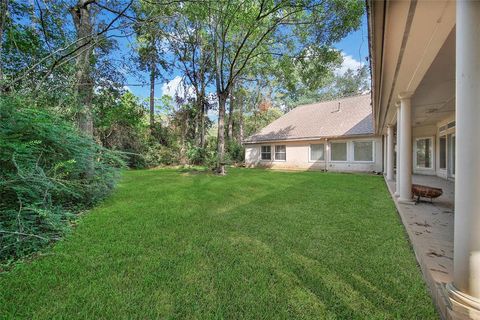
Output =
[
  {"x1": 335, "y1": 53, "x2": 364, "y2": 76},
  {"x1": 161, "y1": 76, "x2": 195, "y2": 101},
  {"x1": 162, "y1": 79, "x2": 219, "y2": 120}
]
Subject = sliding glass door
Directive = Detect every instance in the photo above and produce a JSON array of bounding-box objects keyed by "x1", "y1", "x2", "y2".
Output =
[
  {"x1": 438, "y1": 120, "x2": 455, "y2": 179},
  {"x1": 447, "y1": 133, "x2": 455, "y2": 178}
]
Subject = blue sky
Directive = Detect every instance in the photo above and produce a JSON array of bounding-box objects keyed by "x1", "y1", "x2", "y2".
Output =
[
  {"x1": 123, "y1": 14, "x2": 369, "y2": 101},
  {"x1": 335, "y1": 14, "x2": 369, "y2": 69}
]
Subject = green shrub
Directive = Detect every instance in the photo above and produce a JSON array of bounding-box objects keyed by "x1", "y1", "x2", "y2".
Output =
[
  {"x1": 186, "y1": 145, "x2": 218, "y2": 169},
  {"x1": 143, "y1": 142, "x2": 179, "y2": 167},
  {"x1": 0, "y1": 97, "x2": 124, "y2": 266},
  {"x1": 186, "y1": 145, "x2": 207, "y2": 165},
  {"x1": 226, "y1": 140, "x2": 245, "y2": 164}
]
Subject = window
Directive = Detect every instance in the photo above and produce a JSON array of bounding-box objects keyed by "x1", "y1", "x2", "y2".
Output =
[
  {"x1": 274, "y1": 145, "x2": 286, "y2": 161},
  {"x1": 439, "y1": 136, "x2": 446, "y2": 169},
  {"x1": 353, "y1": 141, "x2": 373, "y2": 162},
  {"x1": 416, "y1": 138, "x2": 433, "y2": 168},
  {"x1": 448, "y1": 134, "x2": 455, "y2": 176},
  {"x1": 331, "y1": 142, "x2": 347, "y2": 161},
  {"x1": 310, "y1": 144, "x2": 325, "y2": 161},
  {"x1": 261, "y1": 145, "x2": 271, "y2": 160}
]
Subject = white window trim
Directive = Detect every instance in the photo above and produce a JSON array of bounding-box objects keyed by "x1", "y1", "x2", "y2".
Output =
[
  {"x1": 260, "y1": 145, "x2": 272, "y2": 161},
  {"x1": 437, "y1": 118, "x2": 456, "y2": 135},
  {"x1": 414, "y1": 136, "x2": 435, "y2": 170},
  {"x1": 437, "y1": 117, "x2": 455, "y2": 175},
  {"x1": 352, "y1": 140, "x2": 375, "y2": 163},
  {"x1": 309, "y1": 143, "x2": 325, "y2": 162},
  {"x1": 329, "y1": 141, "x2": 348, "y2": 163},
  {"x1": 274, "y1": 145, "x2": 287, "y2": 162}
]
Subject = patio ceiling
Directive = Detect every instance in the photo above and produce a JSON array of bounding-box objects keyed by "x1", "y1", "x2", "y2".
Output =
[
  {"x1": 368, "y1": 0, "x2": 455, "y2": 133},
  {"x1": 411, "y1": 29, "x2": 455, "y2": 127}
]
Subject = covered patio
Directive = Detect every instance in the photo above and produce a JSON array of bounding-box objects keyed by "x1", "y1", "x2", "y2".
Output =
[
  {"x1": 369, "y1": 0, "x2": 480, "y2": 319},
  {"x1": 386, "y1": 175, "x2": 454, "y2": 317}
]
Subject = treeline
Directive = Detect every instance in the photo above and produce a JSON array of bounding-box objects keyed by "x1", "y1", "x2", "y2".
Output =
[{"x1": 0, "y1": 0, "x2": 366, "y2": 265}]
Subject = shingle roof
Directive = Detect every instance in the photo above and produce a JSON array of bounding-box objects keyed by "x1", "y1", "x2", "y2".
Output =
[{"x1": 244, "y1": 94, "x2": 374, "y2": 143}]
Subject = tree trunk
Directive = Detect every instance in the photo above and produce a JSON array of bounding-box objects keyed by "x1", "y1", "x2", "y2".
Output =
[
  {"x1": 0, "y1": 0, "x2": 8, "y2": 92},
  {"x1": 199, "y1": 84, "x2": 206, "y2": 148},
  {"x1": 217, "y1": 92, "x2": 227, "y2": 175},
  {"x1": 227, "y1": 93, "x2": 234, "y2": 140},
  {"x1": 179, "y1": 110, "x2": 188, "y2": 165},
  {"x1": 70, "y1": 0, "x2": 94, "y2": 178},
  {"x1": 149, "y1": 62, "x2": 156, "y2": 130},
  {"x1": 193, "y1": 110, "x2": 199, "y2": 143},
  {"x1": 194, "y1": 90, "x2": 203, "y2": 147},
  {"x1": 238, "y1": 94, "x2": 244, "y2": 144},
  {"x1": 70, "y1": 0, "x2": 94, "y2": 138},
  {"x1": 200, "y1": 100, "x2": 205, "y2": 148}
]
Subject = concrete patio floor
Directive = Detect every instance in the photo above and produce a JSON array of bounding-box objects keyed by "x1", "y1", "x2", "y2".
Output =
[{"x1": 385, "y1": 174, "x2": 455, "y2": 319}]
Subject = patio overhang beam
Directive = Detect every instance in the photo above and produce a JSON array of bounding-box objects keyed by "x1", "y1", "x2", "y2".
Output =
[{"x1": 368, "y1": 0, "x2": 455, "y2": 134}]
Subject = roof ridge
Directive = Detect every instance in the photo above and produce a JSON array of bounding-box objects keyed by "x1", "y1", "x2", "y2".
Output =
[
  {"x1": 296, "y1": 93, "x2": 371, "y2": 109},
  {"x1": 245, "y1": 94, "x2": 373, "y2": 143}
]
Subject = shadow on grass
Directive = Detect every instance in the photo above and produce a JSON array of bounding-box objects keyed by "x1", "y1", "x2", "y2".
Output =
[
  {"x1": 0, "y1": 169, "x2": 437, "y2": 319},
  {"x1": 201, "y1": 171, "x2": 437, "y2": 319}
]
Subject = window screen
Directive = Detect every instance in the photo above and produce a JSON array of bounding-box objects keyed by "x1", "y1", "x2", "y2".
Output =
[
  {"x1": 354, "y1": 141, "x2": 373, "y2": 162},
  {"x1": 274, "y1": 145, "x2": 286, "y2": 161},
  {"x1": 439, "y1": 136, "x2": 446, "y2": 169},
  {"x1": 331, "y1": 142, "x2": 347, "y2": 161},
  {"x1": 416, "y1": 138, "x2": 433, "y2": 168},
  {"x1": 261, "y1": 145, "x2": 271, "y2": 160},
  {"x1": 310, "y1": 144, "x2": 325, "y2": 161}
]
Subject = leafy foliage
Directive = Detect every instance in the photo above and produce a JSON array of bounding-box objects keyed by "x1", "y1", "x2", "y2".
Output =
[
  {"x1": 243, "y1": 106, "x2": 283, "y2": 138},
  {"x1": 0, "y1": 97, "x2": 124, "y2": 266},
  {"x1": 94, "y1": 90, "x2": 148, "y2": 168},
  {"x1": 278, "y1": 64, "x2": 371, "y2": 110},
  {"x1": 0, "y1": 0, "x2": 368, "y2": 266}
]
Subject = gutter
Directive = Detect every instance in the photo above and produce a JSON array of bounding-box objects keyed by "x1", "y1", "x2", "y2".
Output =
[
  {"x1": 366, "y1": 0, "x2": 387, "y2": 135},
  {"x1": 243, "y1": 133, "x2": 381, "y2": 145}
]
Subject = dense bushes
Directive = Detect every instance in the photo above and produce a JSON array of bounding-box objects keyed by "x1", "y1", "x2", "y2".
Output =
[
  {"x1": 0, "y1": 93, "x2": 250, "y2": 266},
  {"x1": 143, "y1": 142, "x2": 179, "y2": 167},
  {"x1": 0, "y1": 98, "x2": 124, "y2": 266},
  {"x1": 226, "y1": 140, "x2": 245, "y2": 164}
]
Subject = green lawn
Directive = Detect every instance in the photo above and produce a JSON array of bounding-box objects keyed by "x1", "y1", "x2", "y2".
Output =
[{"x1": 0, "y1": 168, "x2": 436, "y2": 319}]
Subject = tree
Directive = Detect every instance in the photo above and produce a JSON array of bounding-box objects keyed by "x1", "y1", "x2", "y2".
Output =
[
  {"x1": 0, "y1": 0, "x2": 8, "y2": 91},
  {"x1": 277, "y1": 63, "x2": 370, "y2": 110},
  {"x1": 69, "y1": 0, "x2": 95, "y2": 137},
  {"x1": 165, "y1": 6, "x2": 214, "y2": 148},
  {"x1": 133, "y1": 1, "x2": 169, "y2": 131},
  {"x1": 2, "y1": 0, "x2": 74, "y2": 98},
  {"x1": 243, "y1": 103, "x2": 283, "y2": 139},
  {"x1": 1, "y1": 0, "x2": 366, "y2": 175},
  {"x1": 68, "y1": 0, "x2": 133, "y2": 138},
  {"x1": 187, "y1": 0, "x2": 365, "y2": 175},
  {"x1": 331, "y1": 64, "x2": 370, "y2": 97},
  {"x1": 227, "y1": 83, "x2": 236, "y2": 140}
]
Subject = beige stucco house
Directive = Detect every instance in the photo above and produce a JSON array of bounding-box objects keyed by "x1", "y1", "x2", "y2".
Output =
[
  {"x1": 244, "y1": 94, "x2": 383, "y2": 172},
  {"x1": 245, "y1": 1, "x2": 480, "y2": 318},
  {"x1": 369, "y1": 0, "x2": 479, "y2": 319}
]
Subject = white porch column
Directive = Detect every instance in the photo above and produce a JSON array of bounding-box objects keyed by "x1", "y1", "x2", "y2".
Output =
[
  {"x1": 386, "y1": 125, "x2": 394, "y2": 181},
  {"x1": 383, "y1": 136, "x2": 387, "y2": 175},
  {"x1": 394, "y1": 102, "x2": 401, "y2": 197},
  {"x1": 398, "y1": 93, "x2": 412, "y2": 202},
  {"x1": 447, "y1": 0, "x2": 480, "y2": 316}
]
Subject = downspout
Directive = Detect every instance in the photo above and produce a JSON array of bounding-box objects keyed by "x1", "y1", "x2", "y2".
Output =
[{"x1": 325, "y1": 138, "x2": 329, "y2": 172}]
